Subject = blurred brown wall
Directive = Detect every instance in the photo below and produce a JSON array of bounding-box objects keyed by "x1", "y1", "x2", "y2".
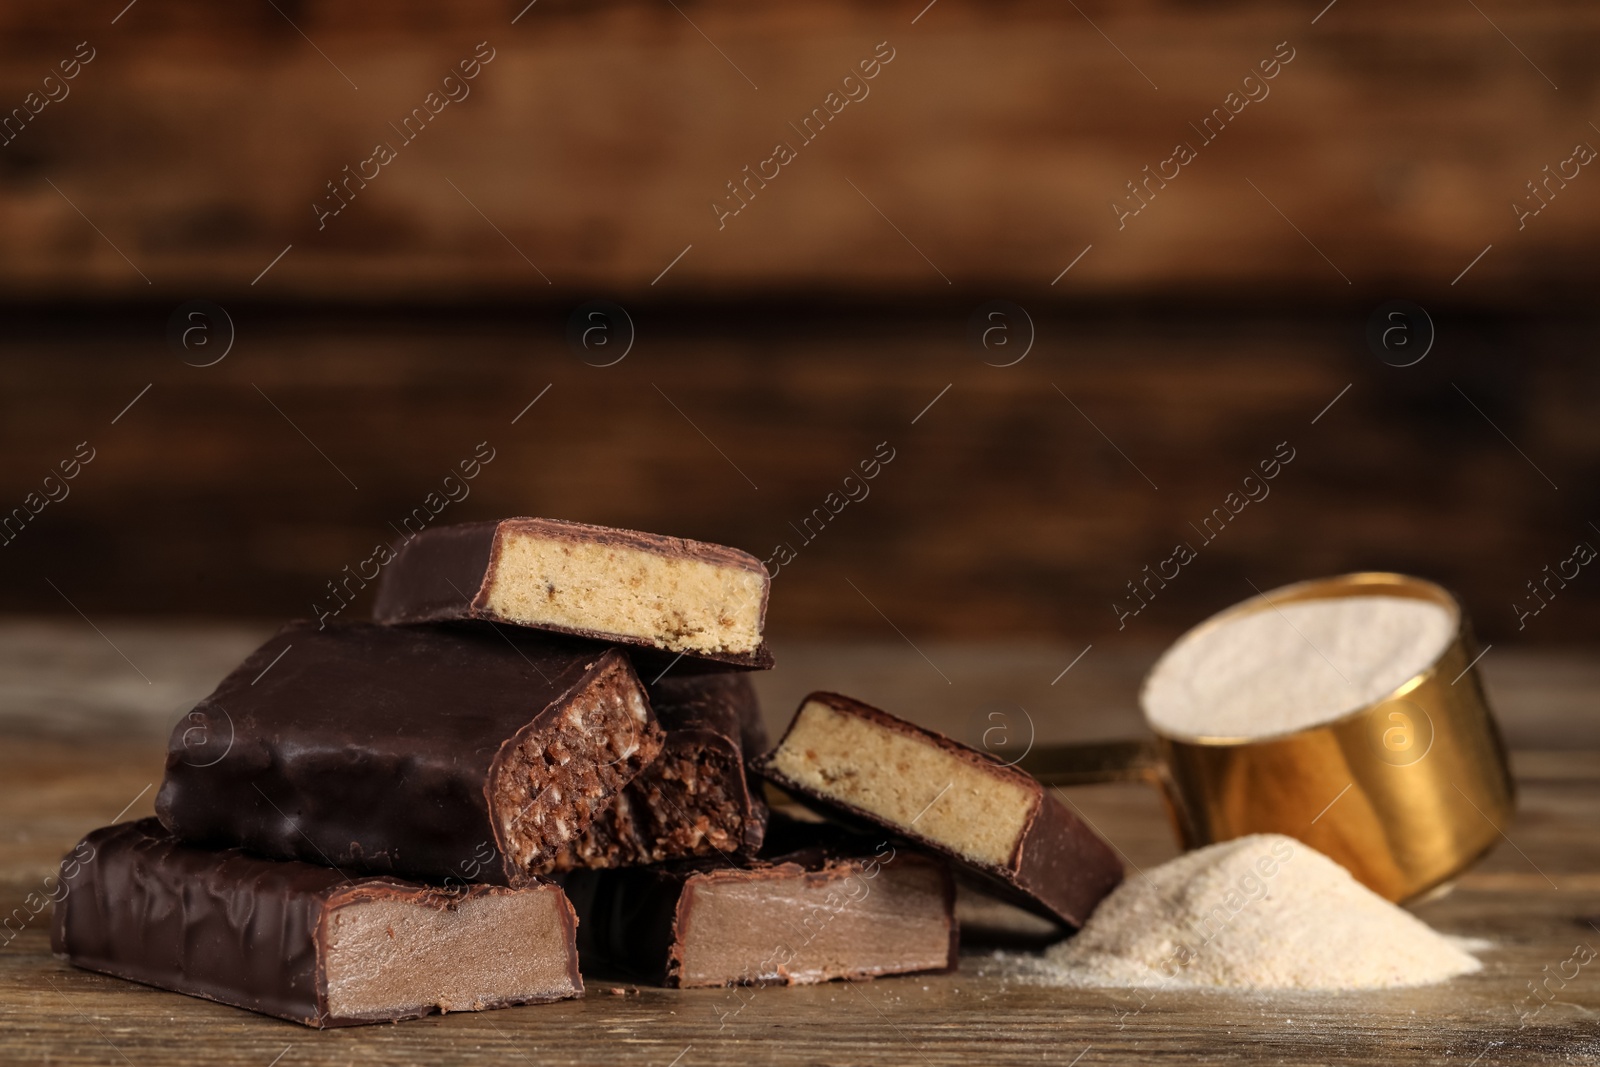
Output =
[
  {"x1": 2, "y1": 1, "x2": 1598, "y2": 645},
  {"x1": 4, "y1": 304, "x2": 1598, "y2": 644},
  {"x1": 0, "y1": 0, "x2": 1596, "y2": 301}
]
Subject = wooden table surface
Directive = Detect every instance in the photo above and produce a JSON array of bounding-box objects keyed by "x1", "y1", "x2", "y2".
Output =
[{"x1": 3, "y1": 621, "x2": 1598, "y2": 1066}]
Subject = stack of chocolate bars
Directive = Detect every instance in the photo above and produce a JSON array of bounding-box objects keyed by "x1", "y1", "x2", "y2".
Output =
[{"x1": 52, "y1": 517, "x2": 1124, "y2": 1027}]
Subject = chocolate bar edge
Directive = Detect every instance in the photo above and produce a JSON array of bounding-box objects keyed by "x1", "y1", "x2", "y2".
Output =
[
  {"x1": 52, "y1": 820, "x2": 583, "y2": 1028},
  {"x1": 650, "y1": 672, "x2": 770, "y2": 857},
  {"x1": 157, "y1": 624, "x2": 659, "y2": 887},
  {"x1": 565, "y1": 849, "x2": 958, "y2": 989},
  {"x1": 374, "y1": 518, "x2": 774, "y2": 668},
  {"x1": 754, "y1": 691, "x2": 1123, "y2": 928}
]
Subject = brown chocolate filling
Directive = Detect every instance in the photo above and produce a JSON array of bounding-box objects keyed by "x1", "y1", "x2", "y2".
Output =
[
  {"x1": 539, "y1": 731, "x2": 748, "y2": 872},
  {"x1": 321, "y1": 884, "x2": 581, "y2": 1020},
  {"x1": 491, "y1": 657, "x2": 662, "y2": 878},
  {"x1": 672, "y1": 855, "x2": 955, "y2": 988}
]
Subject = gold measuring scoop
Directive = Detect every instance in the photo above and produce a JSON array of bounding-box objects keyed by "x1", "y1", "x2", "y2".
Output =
[{"x1": 1018, "y1": 573, "x2": 1515, "y2": 902}]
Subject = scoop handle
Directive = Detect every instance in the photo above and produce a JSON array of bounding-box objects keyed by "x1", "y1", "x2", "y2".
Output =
[
  {"x1": 1005, "y1": 738, "x2": 1162, "y2": 785},
  {"x1": 999, "y1": 737, "x2": 1201, "y2": 850}
]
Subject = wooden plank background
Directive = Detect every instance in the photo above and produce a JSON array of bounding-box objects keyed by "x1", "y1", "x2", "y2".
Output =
[
  {"x1": 2, "y1": 308, "x2": 1598, "y2": 642},
  {"x1": 2, "y1": 0, "x2": 1598, "y2": 639},
  {"x1": 0, "y1": 0, "x2": 1594, "y2": 300}
]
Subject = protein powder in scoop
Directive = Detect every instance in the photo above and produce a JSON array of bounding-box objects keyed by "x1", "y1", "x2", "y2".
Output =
[{"x1": 1142, "y1": 594, "x2": 1456, "y2": 739}]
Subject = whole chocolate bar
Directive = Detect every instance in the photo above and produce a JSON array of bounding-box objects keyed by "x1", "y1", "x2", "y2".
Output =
[
  {"x1": 562, "y1": 843, "x2": 956, "y2": 988},
  {"x1": 156, "y1": 622, "x2": 663, "y2": 885},
  {"x1": 755, "y1": 692, "x2": 1123, "y2": 928},
  {"x1": 53, "y1": 820, "x2": 582, "y2": 1027},
  {"x1": 371, "y1": 518, "x2": 773, "y2": 668},
  {"x1": 541, "y1": 673, "x2": 768, "y2": 872}
]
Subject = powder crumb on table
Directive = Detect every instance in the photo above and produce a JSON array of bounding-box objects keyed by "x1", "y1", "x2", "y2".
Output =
[{"x1": 987, "y1": 834, "x2": 1482, "y2": 991}]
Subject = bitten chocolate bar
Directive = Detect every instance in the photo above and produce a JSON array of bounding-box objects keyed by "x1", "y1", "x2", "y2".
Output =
[
  {"x1": 156, "y1": 622, "x2": 662, "y2": 885},
  {"x1": 53, "y1": 820, "x2": 582, "y2": 1028},
  {"x1": 755, "y1": 692, "x2": 1123, "y2": 928},
  {"x1": 562, "y1": 844, "x2": 955, "y2": 988},
  {"x1": 371, "y1": 518, "x2": 773, "y2": 668},
  {"x1": 540, "y1": 672, "x2": 769, "y2": 872}
]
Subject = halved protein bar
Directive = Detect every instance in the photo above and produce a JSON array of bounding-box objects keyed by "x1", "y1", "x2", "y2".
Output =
[
  {"x1": 755, "y1": 692, "x2": 1123, "y2": 928},
  {"x1": 52, "y1": 820, "x2": 582, "y2": 1027},
  {"x1": 372, "y1": 518, "x2": 772, "y2": 667},
  {"x1": 539, "y1": 673, "x2": 768, "y2": 872},
  {"x1": 562, "y1": 845, "x2": 955, "y2": 988},
  {"x1": 156, "y1": 622, "x2": 662, "y2": 885}
]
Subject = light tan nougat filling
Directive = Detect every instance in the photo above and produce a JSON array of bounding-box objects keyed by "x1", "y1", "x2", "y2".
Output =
[
  {"x1": 485, "y1": 531, "x2": 764, "y2": 655},
  {"x1": 767, "y1": 699, "x2": 1035, "y2": 868}
]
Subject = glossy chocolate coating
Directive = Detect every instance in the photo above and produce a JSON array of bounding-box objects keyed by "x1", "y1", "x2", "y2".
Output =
[
  {"x1": 51, "y1": 820, "x2": 581, "y2": 1027},
  {"x1": 649, "y1": 670, "x2": 769, "y2": 758},
  {"x1": 156, "y1": 621, "x2": 658, "y2": 885}
]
